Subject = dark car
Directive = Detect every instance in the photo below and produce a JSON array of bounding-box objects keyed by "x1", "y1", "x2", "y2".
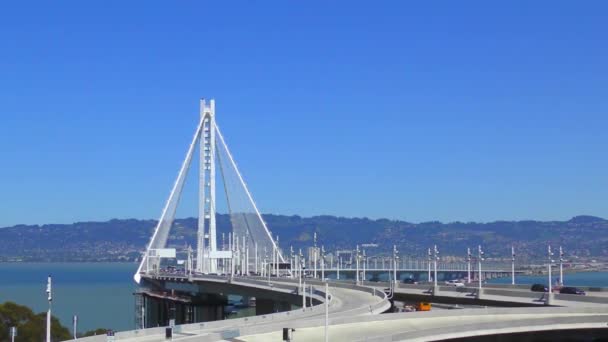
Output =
[
  {"x1": 403, "y1": 278, "x2": 418, "y2": 284},
  {"x1": 559, "y1": 287, "x2": 586, "y2": 295},
  {"x1": 531, "y1": 284, "x2": 548, "y2": 292}
]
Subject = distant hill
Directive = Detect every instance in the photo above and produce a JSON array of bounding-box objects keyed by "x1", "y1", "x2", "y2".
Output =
[{"x1": 0, "y1": 215, "x2": 606, "y2": 262}]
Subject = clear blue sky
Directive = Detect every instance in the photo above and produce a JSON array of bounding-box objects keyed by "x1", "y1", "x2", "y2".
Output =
[{"x1": 1, "y1": 1, "x2": 606, "y2": 227}]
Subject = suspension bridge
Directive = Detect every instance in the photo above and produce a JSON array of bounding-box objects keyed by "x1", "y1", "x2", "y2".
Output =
[{"x1": 72, "y1": 99, "x2": 607, "y2": 342}]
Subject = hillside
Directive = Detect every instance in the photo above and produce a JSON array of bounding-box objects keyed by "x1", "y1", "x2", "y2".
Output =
[{"x1": 0, "y1": 215, "x2": 606, "y2": 262}]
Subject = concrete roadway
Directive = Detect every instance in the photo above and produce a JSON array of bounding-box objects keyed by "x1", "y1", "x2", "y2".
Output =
[
  {"x1": 236, "y1": 307, "x2": 608, "y2": 342},
  {"x1": 389, "y1": 284, "x2": 608, "y2": 308},
  {"x1": 70, "y1": 277, "x2": 608, "y2": 342}
]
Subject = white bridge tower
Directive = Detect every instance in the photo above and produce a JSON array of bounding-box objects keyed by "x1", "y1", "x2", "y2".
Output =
[
  {"x1": 134, "y1": 98, "x2": 286, "y2": 284},
  {"x1": 197, "y1": 99, "x2": 217, "y2": 273}
]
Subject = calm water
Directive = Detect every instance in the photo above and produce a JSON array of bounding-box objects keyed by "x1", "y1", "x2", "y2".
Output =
[
  {"x1": 489, "y1": 271, "x2": 608, "y2": 287},
  {"x1": 0, "y1": 263, "x2": 138, "y2": 333}
]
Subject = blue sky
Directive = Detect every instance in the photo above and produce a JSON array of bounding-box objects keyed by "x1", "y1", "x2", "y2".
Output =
[{"x1": 0, "y1": 1, "x2": 606, "y2": 226}]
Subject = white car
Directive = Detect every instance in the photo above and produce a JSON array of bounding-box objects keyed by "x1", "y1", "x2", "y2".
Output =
[{"x1": 445, "y1": 279, "x2": 465, "y2": 287}]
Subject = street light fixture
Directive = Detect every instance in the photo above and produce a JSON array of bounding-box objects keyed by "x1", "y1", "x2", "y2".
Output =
[
  {"x1": 355, "y1": 245, "x2": 360, "y2": 285},
  {"x1": 467, "y1": 247, "x2": 472, "y2": 284},
  {"x1": 362, "y1": 249, "x2": 366, "y2": 282},
  {"x1": 46, "y1": 275, "x2": 52, "y2": 342},
  {"x1": 559, "y1": 246, "x2": 564, "y2": 286},
  {"x1": 433, "y1": 245, "x2": 439, "y2": 289},
  {"x1": 511, "y1": 246, "x2": 516, "y2": 285},
  {"x1": 477, "y1": 245, "x2": 484, "y2": 293},
  {"x1": 313, "y1": 232, "x2": 318, "y2": 279},
  {"x1": 321, "y1": 246, "x2": 326, "y2": 281},
  {"x1": 337, "y1": 252, "x2": 341, "y2": 280},
  {"x1": 393, "y1": 245, "x2": 399, "y2": 286},
  {"x1": 548, "y1": 245, "x2": 554, "y2": 294},
  {"x1": 427, "y1": 248, "x2": 432, "y2": 282}
]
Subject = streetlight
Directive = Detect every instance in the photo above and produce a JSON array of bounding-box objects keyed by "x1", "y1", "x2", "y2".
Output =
[
  {"x1": 427, "y1": 248, "x2": 432, "y2": 282},
  {"x1": 321, "y1": 246, "x2": 326, "y2": 281},
  {"x1": 467, "y1": 247, "x2": 471, "y2": 284},
  {"x1": 477, "y1": 245, "x2": 484, "y2": 293},
  {"x1": 511, "y1": 246, "x2": 515, "y2": 285},
  {"x1": 302, "y1": 280, "x2": 307, "y2": 309},
  {"x1": 324, "y1": 282, "x2": 330, "y2": 342},
  {"x1": 289, "y1": 246, "x2": 296, "y2": 279},
  {"x1": 73, "y1": 315, "x2": 78, "y2": 340},
  {"x1": 337, "y1": 252, "x2": 341, "y2": 280},
  {"x1": 433, "y1": 245, "x2": 439, "y2": 289},
  {"x1": 559, "y1": 246, "x2": 564, "y2": 286},
  {"x1": 313, "y1": 232, "x2": 318, "y2": 279},
  {"x1": 362, "y1": 249, "x2": 366, "y2": 282},
  {"x1": 393, "y1": 245, "x2": 399, "y2": 286},
  {"x1": 548, "y1": 245, "x2": 554, "y2": 294},
  {"x1": 254, "y1": 242, "x2": 258, "y2": 275},
  {"x1": 46, "y1": 275, "x2": 52, "y2": 342},
  {"x1": 275, "y1": 235, "x2": 280, "y2": 277},
  {"x1": 355, "y1": 245, "x2": 360, "y2": 285},
  {"x1": 299, "y1": 249, "x2": 305, "y2": 288}
]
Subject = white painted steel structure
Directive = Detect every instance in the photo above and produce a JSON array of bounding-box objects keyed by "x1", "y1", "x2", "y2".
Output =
[{"x1": 134, "y1": 99, "x2": 285, "y2": 283}]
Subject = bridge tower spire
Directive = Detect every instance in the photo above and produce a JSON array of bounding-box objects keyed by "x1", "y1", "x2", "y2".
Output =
[
  {"x1": 197, "y1": 99, "x2": 218, "y2": 273},
  {"x1": 134, "y1": 98, "x2": 287, "y2": 284}
]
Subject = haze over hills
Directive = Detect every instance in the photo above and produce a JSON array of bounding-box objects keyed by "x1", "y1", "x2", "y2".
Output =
[{"x1": 0, "y1": 215, "x2": 606, "y2": 263}]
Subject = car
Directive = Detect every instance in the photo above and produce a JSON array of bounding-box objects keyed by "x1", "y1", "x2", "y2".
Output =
[
  {"x1": 402, "y1": 278, "x2": 418, "y2": 285},
  {"x1": 415, "y1": 302, "x2": 431, "y2": 311},
  {"x1": 559, "y1": 287, "x2": 586, "y2": 295},
  {"x1": 445, "y1": 279, "x2": 465, "y2": 287},
  {"x1": 530, "y1": 284, "x2": 548, "y2": 292}
]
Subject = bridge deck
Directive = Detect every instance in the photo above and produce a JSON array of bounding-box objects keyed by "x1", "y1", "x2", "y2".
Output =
[
  {"x1": 71, "y1": 275, "x2": 389, "y2": 342},
  {"x1": 71, "y1": 276, "x2": 608, "y2": 342},
  {"x1": 238, "y1": 307, "x2": 608, "y2": 342}
]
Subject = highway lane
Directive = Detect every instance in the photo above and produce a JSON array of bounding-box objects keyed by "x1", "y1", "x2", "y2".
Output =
[{"x1": 237, "y1": 307, "x2": 608, "y2": 342}]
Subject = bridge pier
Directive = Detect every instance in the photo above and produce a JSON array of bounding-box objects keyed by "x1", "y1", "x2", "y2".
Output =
[
  {"x1": 255, "y1": 298, "x2": 292, "y2": 315},
  {"x1": 136, "y1": 290, "x2": 227, "y2": 328}
]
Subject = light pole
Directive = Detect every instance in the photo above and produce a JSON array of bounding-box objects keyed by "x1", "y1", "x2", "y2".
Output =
[
  {"x1": 321, "y1": 246, "x2": 326, "y2": 281},
  {"x1": 548, "y1": 245, "x2": 554, "y2": 294},
  {"x1": 433, "y1": 245, "x2": 439, "y2": 289},
  {"x1": 355, "y1": 245, "x2": 360, "y2": 285},
  {"x1": 265, "y1": 248, "x2": 269, "y2": 278},
  {"x1": 302, "y1": 280, "x2": 306, "y2": 308},
  {"x1": 73, "y1": 315, "x2": 78, "y2": 340},
  {"x1": 299, "y1": 248, "x2": 303, "y2": 281},
  {"x1": 275, "y1": 235, "x2": 280, "y2": 277},
  {"x1": 393, "y1": 245, "x2": 399, "y2": 286},
  {"x1": 9, "y1": 327, "x2": 17, "y2": 342},
  {"x1": 427, "y1": 248, "x2": 432, "y2": 282},
  {"x1": 290, "y1": 246, "x2": 294, "y2": 279},
  {"x1": 362, "y1": 249, "x2": 366, "y2": 282},
  {"x1": 467, "y1": 247, "x2": 471, "y2": 284},
  {"x1": 324, "y1": 282, "x2": 329, "y2": 342},
  {"x1": 337, "y1": 255, "x2": 341, "y2": 280},
  {"x1": 559, "y1": 246, "x2": 564, "y2": 286},
  {"x1": 254, "y1": 242, "x2": 258, "y2": 275},
  {"x1": 511, "y1": 246, "x2": 515, "y2": 285},
  {"x1": 295, "y1": 253, "x2": 300, "y2": 288},
  {"x1": 245, "y1": 245, "x2": 249, "y2": 276},
  {"x1": 46, "y1": 275, "x2": 52, "y2": 342},
  {"x1": 313, "y1": 232, "x2": 318, "y2": 279},
  {"x1": 478, "y1": 245, "x2": 484, "y2": 293}
]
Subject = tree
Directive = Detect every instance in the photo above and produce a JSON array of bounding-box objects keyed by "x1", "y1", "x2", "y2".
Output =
[{"x1": 0, "y1": 302, "x2": 71, "y2": 342}]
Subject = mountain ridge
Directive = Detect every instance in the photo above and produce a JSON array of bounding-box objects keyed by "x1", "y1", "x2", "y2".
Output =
[{"x1": 0, "y1": 214, "x2": 606, "y2": 262}]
